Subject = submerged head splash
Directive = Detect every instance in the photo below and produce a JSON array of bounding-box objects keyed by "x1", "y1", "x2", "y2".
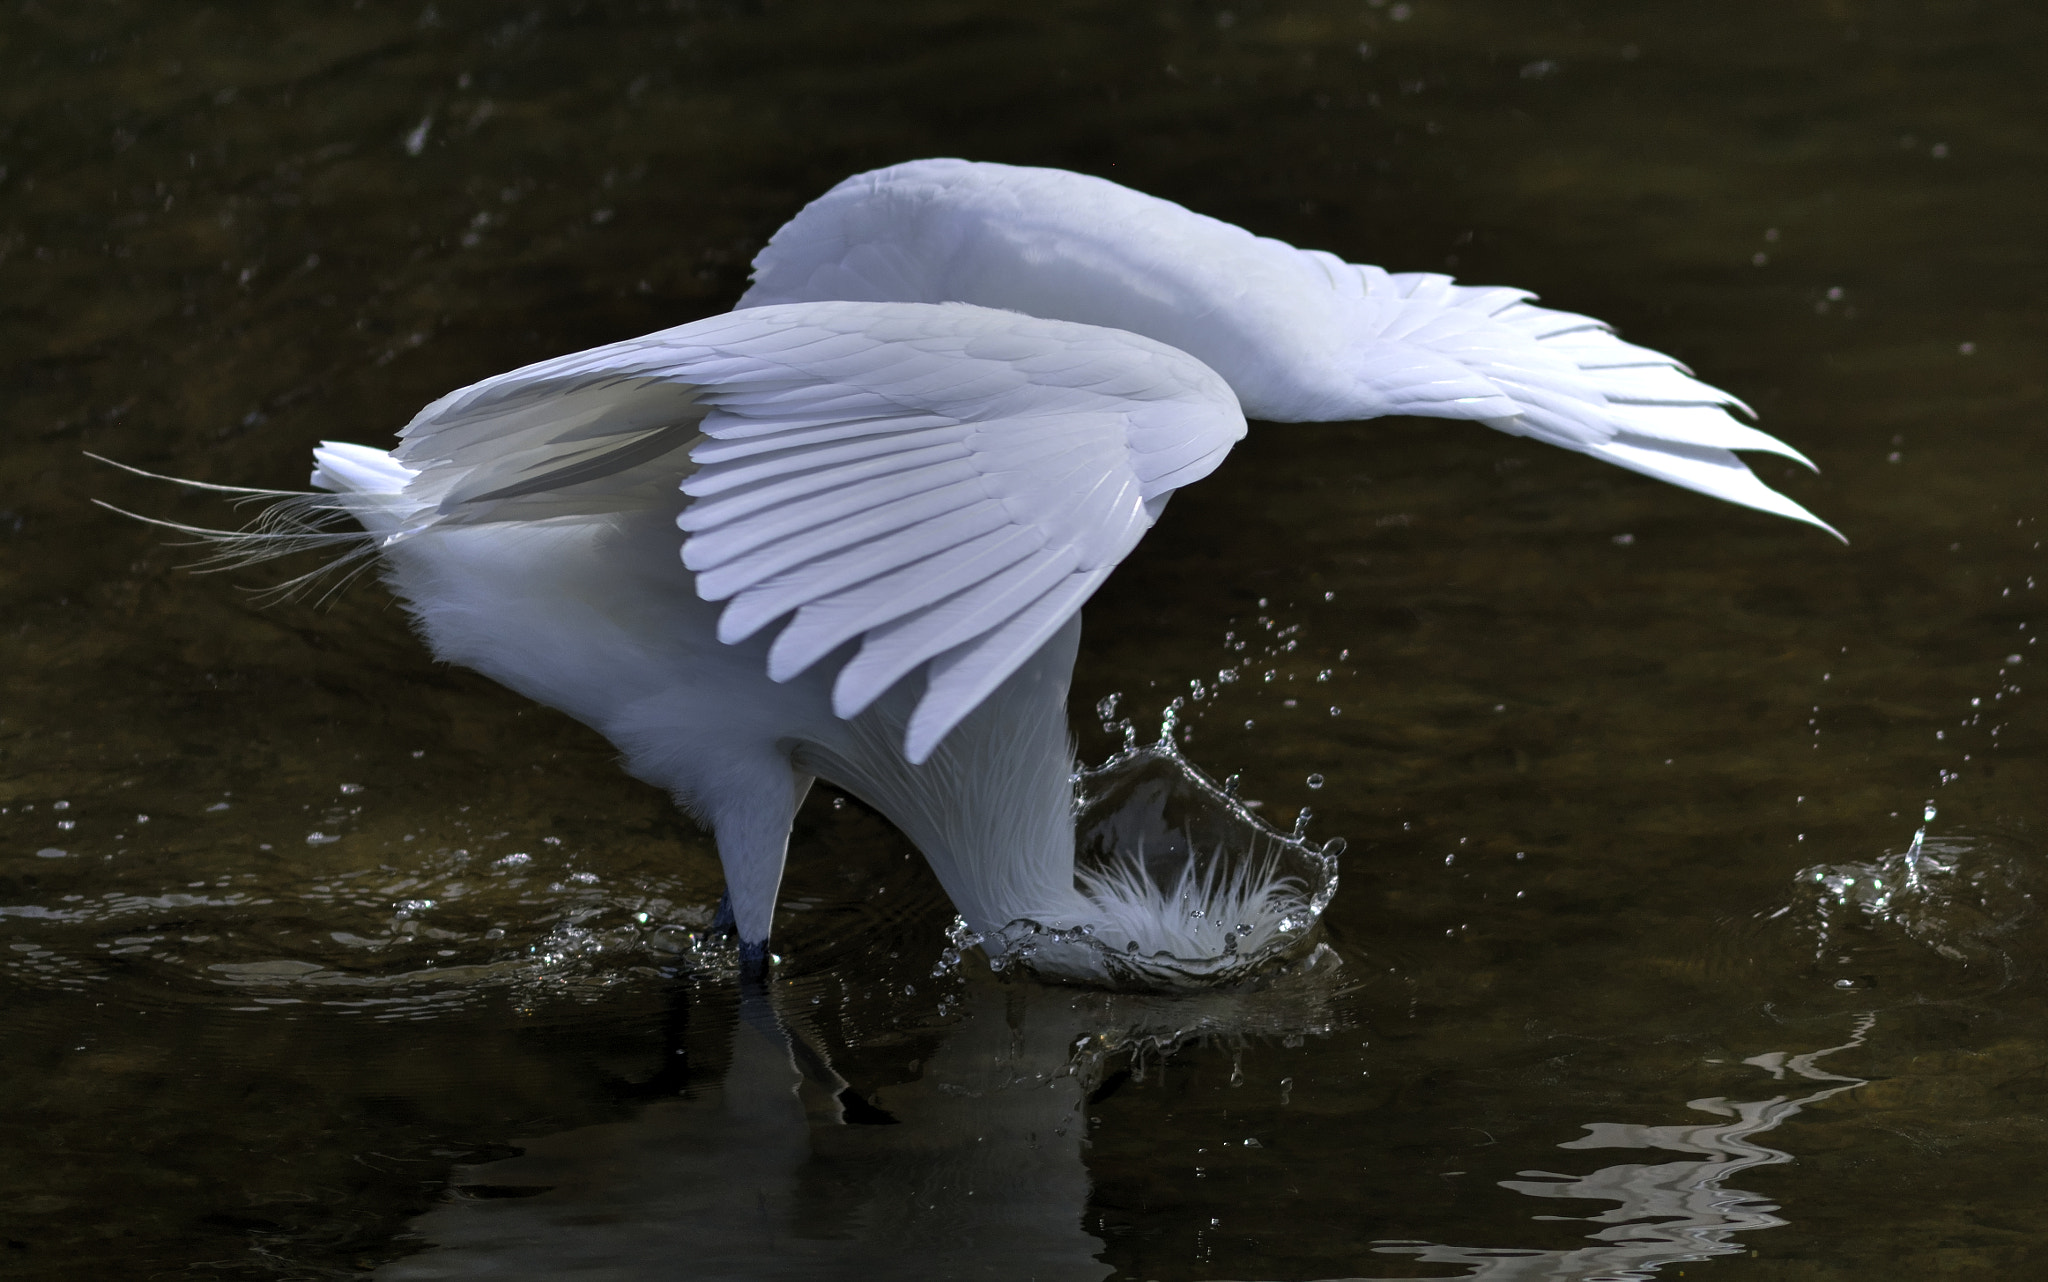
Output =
[{"x1": 978, "y1": 727, "x2": 1343, "y2": 988}]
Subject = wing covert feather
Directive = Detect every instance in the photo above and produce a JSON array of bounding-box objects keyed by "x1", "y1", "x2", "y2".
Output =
[
  {"x1": 381, "y1": 300, "x2": 1243, "y2": 762},
  {"x1": 673, "y1": 303, "x2": 1244, "y2": 761}
]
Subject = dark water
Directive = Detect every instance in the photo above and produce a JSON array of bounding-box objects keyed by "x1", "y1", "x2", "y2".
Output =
[{"x1": 4, "y1": 0, "x2": 2045, "y2": 1276}]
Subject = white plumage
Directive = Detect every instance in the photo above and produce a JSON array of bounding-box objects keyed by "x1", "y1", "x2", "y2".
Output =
[
  {"x1": 742, "y1": 160, "x2": 1834, "y2": 535},
  {"x1": 173, "y1": 161, "x2": 1831, "y2": 985}
]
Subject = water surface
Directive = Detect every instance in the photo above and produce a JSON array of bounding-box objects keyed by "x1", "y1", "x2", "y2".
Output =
[{"x1": 3, "y1": 1, "x2": 2045, "y2": 1277}]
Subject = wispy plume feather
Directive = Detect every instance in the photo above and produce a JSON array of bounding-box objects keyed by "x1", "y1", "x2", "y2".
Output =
[{"x1": 87, "y1": 453, "x2": 391, "y2": 605}]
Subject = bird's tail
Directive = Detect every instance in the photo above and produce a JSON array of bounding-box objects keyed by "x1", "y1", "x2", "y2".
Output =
[{"x1": 89, "y1": 441, "x2": 421, "y2": 603}]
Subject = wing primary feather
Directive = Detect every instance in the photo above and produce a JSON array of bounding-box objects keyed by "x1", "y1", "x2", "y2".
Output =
[
  {"x1": 689, "y1": 475, "x2": 993, "y2": 587},
  {"x1": 680, "y1": 438, "x2": 974, "y2": 528},
  {"x1": 683, "y1": 456, "x2": 985, "y2": 566},
  {"x1": 1592, "y1": 436, "x2": 1842, "y2": 540},
  {"x1": 904, "y1": 570, "x2": 1106, "y2": 763},
  {"x1": 687, "y1": 424, "x2": 959, "y2": 490},
  {"x1": 762, "y1": 525, "x2": 1045, "y2": 681},
  {"x1": 707, "y1": 501, "x2": 1016, "y2": 641},
  {"x1": 830, "y1": 547, "x2": 1087, "y2": 721}
]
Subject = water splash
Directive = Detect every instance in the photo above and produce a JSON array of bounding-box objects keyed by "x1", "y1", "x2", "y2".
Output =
[
  {"x1": 990, "y1": 724, "x2": 1343, "y2": 989},
  {"x1": 1795, "y1": 802, "x2": 2040, "y2": 971}
]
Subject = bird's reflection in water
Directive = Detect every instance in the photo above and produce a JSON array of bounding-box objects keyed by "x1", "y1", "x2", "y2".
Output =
[
  {"x1": 1375, "y1": 1015, "x2": 1875, "y2": 1282},
  {"x1": 378, "y1": 982, "x2": 1865, "y2": 1282},
  {"x1": 379, "y1": 980, "x2": 1106, "y2": 1279},
  {"x1": 379, "y1": 968, "x2": 1342, "y2": 1282}
]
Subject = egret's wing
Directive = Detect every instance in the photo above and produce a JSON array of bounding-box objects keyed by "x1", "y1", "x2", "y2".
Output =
[
  {"x1": 743, "y1": 159, "x2": 1835, "y2": 538},
  {"x1": 1305, "y1": 258, "x2": 1838, "y2": 537},
  {"x1": 391, "y1": 300, "x2": 1244, "y2": 763},
  {"x1": 677, "y1": 304, "x2": 1244, "y2": 763},
  {"x1": 389, "y1": 348, "x2": 717, "y2": 530}
]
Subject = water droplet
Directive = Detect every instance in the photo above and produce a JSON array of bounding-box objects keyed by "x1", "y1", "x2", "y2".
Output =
[{"x1": 1306, "y1": 773, "x2": 1325, "y2": 789}]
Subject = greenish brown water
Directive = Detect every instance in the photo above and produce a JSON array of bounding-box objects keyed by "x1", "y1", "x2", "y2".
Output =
[{"x1": 4, "y1": 1, "x2": 2045, "y2": 1277}]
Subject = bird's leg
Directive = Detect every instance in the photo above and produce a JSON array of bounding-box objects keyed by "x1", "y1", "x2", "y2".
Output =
[{"x1": 705, "y1": 764, "x2": 815, "y2": 979}]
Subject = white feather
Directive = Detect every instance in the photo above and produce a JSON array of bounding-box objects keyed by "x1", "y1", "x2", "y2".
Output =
[
  {"x1": 382, "y1": 300, "x2": 1244, "y2": 766},
  {"x1": 742, "y1": 158, "x2": 1837, "y2": 537}
]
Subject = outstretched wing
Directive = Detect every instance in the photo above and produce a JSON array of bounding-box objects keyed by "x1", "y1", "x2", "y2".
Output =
[
  {"x1": 742, "y1": 158, "x2": 1836, "y2": 538},
  {"x1": 1287, "y1": 252, "x2": 1834, "y2": 535},
  {"x1": 390, "y1": 300, "x2": 1245, "y2": 763},
  {"x1": 677, "y1": 304, "x2": 1242, "y2": 762}
]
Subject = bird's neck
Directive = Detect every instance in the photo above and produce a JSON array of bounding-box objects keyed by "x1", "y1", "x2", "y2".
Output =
[{"x1": 793, "y1": 617, "x2": 1093, "y2": 938}]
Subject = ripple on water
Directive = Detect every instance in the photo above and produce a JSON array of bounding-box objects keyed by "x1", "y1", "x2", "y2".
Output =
[
  {"x1": 1677, "y1": 807, "x2": 2045, "y2": 1007},
  {"x1": 1784, "y1": 806, "x2": 2043, "y2": 991},
  {"x1": 0, "y1": 841, "x2": 733, "y2": 1019}
]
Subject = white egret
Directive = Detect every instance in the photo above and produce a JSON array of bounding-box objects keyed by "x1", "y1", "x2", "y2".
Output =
[{"x1": 132, "y1": 161, "x2": 1830, "y2": 986}]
